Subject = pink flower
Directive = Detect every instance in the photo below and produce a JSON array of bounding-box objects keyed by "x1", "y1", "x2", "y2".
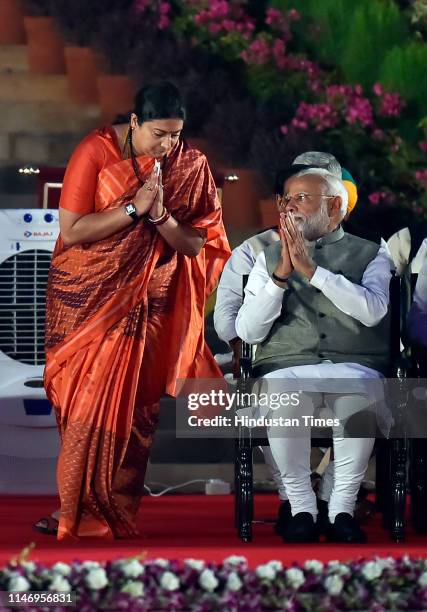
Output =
[
  {"x1": 265, "y1": 8, "x2": 282, "y2": 25},
  {"x1": 287, "y1": 8, "x2": 301, "y2": 21},
  {"x1": 368, "y1": 191, "x2": 392, "y2": 206},
  {"x1": 415, "y1": 169, "x2": 427, "y2": 183},
  {"x1": 209, "y1": 22, "x2": 222, "y2": 34},
  {"x1": 272, "y1": 38, "x2": 286, "y2": 70},
  {"x1": 280, "y1": 125, "x2": 289, "y2": 135},
  {"x1": 419, "y1": 141, "x2": 427, "y2": 153},
  {"x1": 133, "y1": 0, "x2": 151, "y2": 15},
  {"x1": 291, "y1": 118, "x2": 308, "y2": 130},
  {"x1": 345, "y1": 97, "x2": 374, "y2": 128},
  {"x1": 240, "y1": 37, "x2": 271, "y2": 65},
  {"x1": 292, "y1": 101, "x2": 339, "y2": 131},
  {"x1": 209, "y1": 0, "x2": 229, "y2": 19},
  {"x1": 373, "y1": 82, "x2": 383, "y2": 96},
  {"x1": 368, "y1": 192, "x2": 383, "y2": 205},
  {"x1": 159, "y1": 1, "x2": 171, "y2": 14},
  {"x1": 221, "y1": 19, "x2": 236, "y2": 32},
  {"x1": 372, "y1": 129, "x2": 385, "y2": 141},
  {"x1": 379, "y1": 92, "x2": 405, "y2": 118},
  {"x1": 158, "y1": 14, "x2": 170, "y2": 29},
  {"x1": 195, "y1": 11, "x2": 210, "y2": 25}
]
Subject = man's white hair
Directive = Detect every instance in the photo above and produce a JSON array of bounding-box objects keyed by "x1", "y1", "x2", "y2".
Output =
[{"x1": 293, "y1": 168, "x2": 348, "y2": 217}]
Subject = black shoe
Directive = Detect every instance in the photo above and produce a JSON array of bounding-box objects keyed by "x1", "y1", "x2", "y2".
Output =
[
  {"x1": 282, "y1": 512, "x2": 319, "y2": 543},
  {"x1": 275, "y1": 500, "x2": 292, "y2": 536},
  {"x1": 326, "y1": 512, "x2": 367, "y2": 543},
  {"x1": 317, "y1": 499, "x2": 329, "y2": 535}
]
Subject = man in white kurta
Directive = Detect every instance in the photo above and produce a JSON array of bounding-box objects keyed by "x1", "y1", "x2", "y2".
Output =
[{"x1": 235, "y1": 168, "x2": 393, "y2": 543}]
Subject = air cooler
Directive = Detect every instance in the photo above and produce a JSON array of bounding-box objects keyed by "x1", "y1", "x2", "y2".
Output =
[{"x1": 0, "y1": 209, "x2": 60, "y2": 493}]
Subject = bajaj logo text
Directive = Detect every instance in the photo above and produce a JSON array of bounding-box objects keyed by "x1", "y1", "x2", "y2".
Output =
[{"x1": 24, "y1": 231, "x2": 54, "y2": 238}]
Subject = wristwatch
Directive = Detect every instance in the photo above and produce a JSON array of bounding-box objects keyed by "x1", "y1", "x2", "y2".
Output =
[{"x1": 124, "y1": 202, "x2": 139, "y2": 222}]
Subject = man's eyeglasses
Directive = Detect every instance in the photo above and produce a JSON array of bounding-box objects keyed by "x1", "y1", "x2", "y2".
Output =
[{"x1": 277, "y1": 192, "x2": 335, "y2": 207}]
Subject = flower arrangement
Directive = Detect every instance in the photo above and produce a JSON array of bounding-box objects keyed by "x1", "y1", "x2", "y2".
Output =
[
  {"x1": 3, "y1": 554, "x2": 427, "y2": 611},
  {"x1": 45, "y1": 0, "x2": 427, "y2": 230}
]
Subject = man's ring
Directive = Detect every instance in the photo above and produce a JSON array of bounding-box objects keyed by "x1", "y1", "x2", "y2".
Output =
[{"x1": 146, "y1": 186, "x2": 154, "y2": 191}]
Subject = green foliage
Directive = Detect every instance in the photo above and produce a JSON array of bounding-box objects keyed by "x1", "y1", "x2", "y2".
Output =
[
  {"x1": 273, "y1": 0, "x2": 410, "y2": 89},
  {"x1": 380, "y1": 43, "x2": 427, "y2": 117},
  {"x1": 340, "y1": 0, "x2": 408, "y2": 87}
]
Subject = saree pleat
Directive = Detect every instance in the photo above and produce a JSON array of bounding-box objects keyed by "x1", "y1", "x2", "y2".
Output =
[{"x1": 45, "y1": 129, "x2": 230, "y2": 539}]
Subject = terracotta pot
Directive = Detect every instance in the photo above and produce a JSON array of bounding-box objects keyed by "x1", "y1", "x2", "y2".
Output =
[
  {"x1": 0, "y1": 0, "x2": 25, "y2": 43},
  {"x1": 65, "y1": 46, "x2": 100, "y2": 104},
  {"x1": 24, "y1": 16, "x2": 65, "y2": 74},
  {"x1": 259, "y1": 196, "x2": 278, "y2": 229},
  {"x1": 220, "y1": 168, "x2": 263, "y2": 230},
  {"x1": 97, "y1": 74, "x2": 136, "y2": 124}
]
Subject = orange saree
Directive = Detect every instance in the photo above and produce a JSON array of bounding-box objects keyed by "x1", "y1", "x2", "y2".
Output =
[{"x1": 44, "y1": 127, "x2": 230, "y2": 539}]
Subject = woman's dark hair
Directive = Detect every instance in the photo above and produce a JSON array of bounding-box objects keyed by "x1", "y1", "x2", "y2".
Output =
[
  {"x1": 133, "y1": 81, "x2": 186, "y2": 123},
  {"x1": 128, "y1": 82, "x2": 186, "y2": 184}
]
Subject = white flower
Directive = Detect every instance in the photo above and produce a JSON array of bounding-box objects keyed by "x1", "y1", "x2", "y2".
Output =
[
  {"x1": 21, "y1": 562, "x2": 36, "y2": 574},
  {"x1": 267, "y1": 560, "x2": 283, "y2": 572},
  {"x1": 85, "y1": 568, "x2": 108, "y2": 590},
  {"x1": 8, "y1": 575, "x2": 30, "y2": 592},
  {"x1": 325, "y1": 575, "x2": 344, "y2": 596},
  {"x1": 327, "y1": 562, "x2": 350, "y2": 576},
  {"x1": 160, "y1": 571, "x2": 180, "y2": 591},
  {"x1": 375, "y1": 557, "x2": 395, "y2": 571},
  {"x1": 199, "y1": 569, "x2": 219, "y2": 592},
  {"x1": 304, "y1": 560, "x2": 324, "y2": 574},
  {"x1": 121, "y1": 581, "x2": 145, "y2": 597},
  {"x1": 154, "y1": 558, "x2": 169, "y2": 568},
  {"x1": 418, "y1": 571, "x2": 427, "y2": 587},
  {"x1": 226, "y1": 572, "x2": 242, "y2": 592},
  {"x1": 82, "y1": 561, "x2": 101, "y2": 569},
  {"x1": 184, "y1": 559, "x2": 205, "y2": 571},
  {"x1": 120, "y1": 559, "x2": 144, "y2": 578},
  {"x1": 286, "y1": 568, "x2": 305, "y2": 589},
  {"x1": 255, "y1": 564, "x2": 276, "y2": 580},
  {"x1": 223, "y1": 555, "x2": 247, "y2": 566},
  {"x1": 52, "y1": 562, "x2": 71, "y2": 576},
  {"x1": 49, "y1": 575, "x2": 71, "y2": 593},
  {"x1": 361, "y1": 561, "x2": 383, "y2": 581}
]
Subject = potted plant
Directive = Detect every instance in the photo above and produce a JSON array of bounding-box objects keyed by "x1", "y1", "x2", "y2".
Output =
[
  {"x1": 50, "y1": 0, "x2": 106, "y2": 103},
  {"x1": 94, "y1": 9, "x2": 138, "y2": 122},
  {"x1": 0, "y1": 0, "x2": 26, "y2": 44},
  {"x1": 22, "y1": 0, "x2": 65, "y2": 74}
]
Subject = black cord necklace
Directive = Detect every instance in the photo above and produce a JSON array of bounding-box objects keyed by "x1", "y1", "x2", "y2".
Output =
[{"x1": 128, "y1": 128, "x2": 144, "y2": 186}]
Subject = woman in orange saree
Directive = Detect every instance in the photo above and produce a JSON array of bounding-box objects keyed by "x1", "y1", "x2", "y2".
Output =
[{"x1": 36, "y1": 82, "x2": 230, "y2": 540}]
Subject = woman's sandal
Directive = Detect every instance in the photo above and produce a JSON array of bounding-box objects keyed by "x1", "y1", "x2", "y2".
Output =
[{"x1": 33, "y1": 516, "x2": 59, "y2": 535}]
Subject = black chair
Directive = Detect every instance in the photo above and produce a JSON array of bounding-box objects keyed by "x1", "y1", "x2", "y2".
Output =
[
  {"x1": 235, "y1": 273, "x2": 409, "y2": 543},
  {"x1": 406, "y1": 273, "x2": 427, "y2": 533}
]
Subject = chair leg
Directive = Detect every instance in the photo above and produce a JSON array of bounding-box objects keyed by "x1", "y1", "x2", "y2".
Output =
[
  {"x1": 234, "y1": 439, "x2": 240, "y2": 529},
  {"x1": 410, "y1": 438, "x2": 427, "y2": 533},
  {"x1": 389, "y1": 438, "x2": 407, "y2": 543},
  {"x1": 236, "y1": 439, "x2": 253, "y2": 542},
  {"x1": 375, "y1": 438, "x2": 390, "y2": 527}
]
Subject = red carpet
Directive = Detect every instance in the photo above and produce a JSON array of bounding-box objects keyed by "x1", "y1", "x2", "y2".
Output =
[{"x1": 1, "y1": 494, "x2": 427, "y2": 568}]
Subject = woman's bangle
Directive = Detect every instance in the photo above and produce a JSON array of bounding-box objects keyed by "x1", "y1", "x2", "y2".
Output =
[
  {"x1": 148, "y1": 207, "x2": 171, "y2": 226},
  {"x1": 272, "y1": 272, "x2": 288, "y2": 283}
]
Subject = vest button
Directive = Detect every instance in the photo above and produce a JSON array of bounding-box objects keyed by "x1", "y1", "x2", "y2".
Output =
[
  {"x1": 318, "y1": 312, "x2": 326, "y2": 317},
  {"x1": 315, "y1": 244, "x2": 322, "y2": 250},
  {"x1": 320, "y1": 333, "x2": 326, "y2": 339},
  {"x1": 316, "y1": 289, "x2": 322, "y2": 293}
]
